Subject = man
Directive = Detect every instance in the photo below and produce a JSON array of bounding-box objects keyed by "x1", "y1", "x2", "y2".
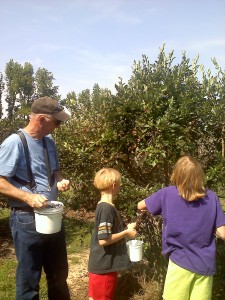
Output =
[{"x1": 0, "y1": 97, "x2": 71, "y2": 300}]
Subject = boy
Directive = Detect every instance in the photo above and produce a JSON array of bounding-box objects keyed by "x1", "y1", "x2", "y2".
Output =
[{"x1": 88, "y1": 168, "x2": 138, "y2": 300}]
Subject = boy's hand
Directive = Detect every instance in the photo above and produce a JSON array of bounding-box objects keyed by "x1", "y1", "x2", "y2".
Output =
[
  {"x1": 127, "y1": 222, "x2": 137, "y2": 230},
  {"x1": 126, "y1": 222, "x2": 138, "y2": 239},
  {"x1": 126, "y1": 227, "x2": 138, "y2": 239}
]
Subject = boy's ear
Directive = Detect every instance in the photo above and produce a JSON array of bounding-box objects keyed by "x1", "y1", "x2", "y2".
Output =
[{"x1": 112, "y1": 182, "x2": 119, "y2": 192}]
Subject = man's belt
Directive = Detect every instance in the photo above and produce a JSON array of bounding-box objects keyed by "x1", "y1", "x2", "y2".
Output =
[{"x1": 11, "y1": 207, "x2": 34, "y2": 213}]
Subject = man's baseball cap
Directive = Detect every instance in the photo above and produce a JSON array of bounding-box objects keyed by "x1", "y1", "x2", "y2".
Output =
[{"x1": 31, "y1": 97, "x2": 70, "y2": 122}]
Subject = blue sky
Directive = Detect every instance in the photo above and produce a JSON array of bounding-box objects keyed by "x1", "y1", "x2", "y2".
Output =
[{"x1": 0, "y1": 0, "x2": 225, "y2": 98}]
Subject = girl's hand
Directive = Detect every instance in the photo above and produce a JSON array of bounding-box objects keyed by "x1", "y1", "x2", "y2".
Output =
[{"x1": 137, "y1": 200, "x2": 147, "y2": 210}]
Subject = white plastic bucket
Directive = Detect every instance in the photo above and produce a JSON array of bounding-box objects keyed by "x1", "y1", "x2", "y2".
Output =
[
  {"x1": 126, "y1": 240, "x2": 143, "y2": 262},
  {"x1": 34, "y1": 201, "x2": 64, "y2": 234}
]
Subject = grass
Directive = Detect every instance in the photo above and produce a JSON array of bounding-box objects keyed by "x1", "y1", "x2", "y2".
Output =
[
  {"x1": 64, "y1": 217, "x2": 93, "y2": 255},
  {"x1": 0, "y1": 259, "x2": 16, "y2": 299},
  {"x1": 0, "y1": 208, "x2": 93, "y2": 300},
  {"x1": 1, "y1": 208, "x2": 225, "y2": 299},
  {"x1": 0, "y1": 208, "x2": 16, "y2": 299}
]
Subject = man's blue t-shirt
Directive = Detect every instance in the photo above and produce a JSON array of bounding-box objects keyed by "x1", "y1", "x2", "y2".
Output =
[
  {"x1": 145, "y1": 186, "x2": 225, "y2": 275},
  {"x1": 0, "y1": 129, "x2": 59, "y2": 207}
]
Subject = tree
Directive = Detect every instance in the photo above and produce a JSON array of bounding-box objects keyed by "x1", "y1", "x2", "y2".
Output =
[
  {"x1": 99, "y1": 48, "x2": 206, "y2": 189},
  {"x1": 56, "y1": 86, "x2": 113, "y2": 210},
  {"x1": 4, "y1": 59, "x2": 23, "y2": 119},
  {"x1": 54, "y1": 46, "x2": 225, "y2": 215},
  {"x1": 0, "y1": 72, "x2": 5, "y2": 119},
  {"x1": 35, "y1": 68, "x2": 59, "y2": 98},
  {"x1": 3, "y1": 59, "x2": 60, "y2": 121},
  {"x1": 2, "y1": 47, "x2": 225, "y2": 212},
  {"x1": 61, "y1": 91, "x2": 77, "y2": 117},
  {"x1": 199, "y1": 59, "x2": 225, "y2": 192},
  {"x1": 19, "y1": 62, "x2": 35, "y2": 103}
]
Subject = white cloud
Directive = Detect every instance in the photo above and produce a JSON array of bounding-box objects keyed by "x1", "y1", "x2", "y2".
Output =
[
  {"x1": 31, "y1": 57, "x2": 44, "y2": 68},
  {"x1": 189, "y1": 39, "x2": 225, "y2": 51}
]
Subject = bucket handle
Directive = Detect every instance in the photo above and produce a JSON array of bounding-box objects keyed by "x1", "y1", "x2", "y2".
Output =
[{"x1": 128, "y1": 234, "x2": 143, "y2": 243}]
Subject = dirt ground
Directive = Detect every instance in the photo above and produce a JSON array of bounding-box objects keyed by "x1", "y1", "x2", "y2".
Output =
[
  {"x1": 0, "y1": 239, "x2": 89, "y2": 299},
  {"x1": 0, "y1": 211, "x2": 90, "y2": 300},
  {"x1": 64, "y1": 209, "x2": 92, "y2": 298},
  {"x1": 0, "y1": 209, "x2": 161, "y2": 300},
  {"x1": 67, "y1": 250, "x2": 90, "y2": 299}
]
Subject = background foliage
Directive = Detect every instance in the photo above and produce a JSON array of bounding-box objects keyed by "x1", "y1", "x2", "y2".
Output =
[
  {"x1": 60, "y1": 47, "x2": 225, "y2": 211},
  {"x1": 1, "y1": 46, "x2": 225, "y2": 281}
]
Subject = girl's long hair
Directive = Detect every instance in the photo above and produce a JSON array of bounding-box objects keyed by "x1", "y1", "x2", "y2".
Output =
[{"x1": 171, "y1": 156, "x2": 206, "y2": 201}]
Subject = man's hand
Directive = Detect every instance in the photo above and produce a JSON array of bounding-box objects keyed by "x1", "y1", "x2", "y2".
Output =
[
  {"x1": 57, "y1": 179, "x2": 70, "y2": 191},
  {"x1": 26, "y1": 194, "x2": 48, "y2": 208}
]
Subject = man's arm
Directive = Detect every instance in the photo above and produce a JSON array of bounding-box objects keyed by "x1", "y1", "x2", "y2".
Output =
[{"x1": 0, "y1": 176, "x2": 47, "y2": 208}]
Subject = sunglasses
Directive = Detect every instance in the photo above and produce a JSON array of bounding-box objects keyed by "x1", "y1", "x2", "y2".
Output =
[{"x1": 44, "y1": 115, "x2": 62, "y2": 126}]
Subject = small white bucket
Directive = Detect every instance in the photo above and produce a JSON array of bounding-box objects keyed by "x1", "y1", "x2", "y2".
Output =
[
  {"x1": 34, "y1": 201, "x2": 64, "y2": 234},
  {"x1": 126, "y1": 240, "x2": 143, "y2": 262}
]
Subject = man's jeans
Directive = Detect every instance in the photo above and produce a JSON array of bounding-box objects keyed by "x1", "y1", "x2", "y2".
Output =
[{"x1": 10, "y1": 210, "x2": 70, "y2": 300}]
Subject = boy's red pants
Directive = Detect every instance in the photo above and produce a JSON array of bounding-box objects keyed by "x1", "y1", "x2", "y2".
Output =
[{"x1": 88, "y1": 272, "x2": 117, "y2": 300}]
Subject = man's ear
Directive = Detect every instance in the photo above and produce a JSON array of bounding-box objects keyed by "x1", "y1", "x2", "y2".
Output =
[{"x1": 37, "y1": 115, "x2": 46, "y2": 123}]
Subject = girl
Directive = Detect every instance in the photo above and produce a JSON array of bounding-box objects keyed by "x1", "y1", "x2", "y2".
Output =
[{"x1": 138, "y1": 156, "x2": 225, "y2": 300}]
